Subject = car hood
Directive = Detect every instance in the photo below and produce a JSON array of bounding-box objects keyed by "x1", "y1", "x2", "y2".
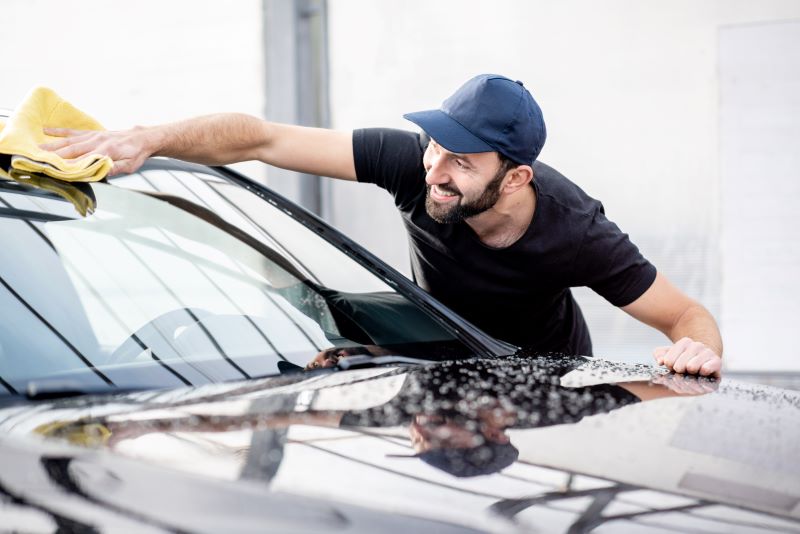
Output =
[{"x1": 1, "y1": 354, "x2": 799, "y2": 533}]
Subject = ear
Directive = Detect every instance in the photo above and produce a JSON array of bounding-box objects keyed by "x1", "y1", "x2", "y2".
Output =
[
  {"x1": 482, "y1": 426, "x2": 511, "y2": 444},
  {"x1": 502, "y1": 165, "x2": 533, "y2": 194}
]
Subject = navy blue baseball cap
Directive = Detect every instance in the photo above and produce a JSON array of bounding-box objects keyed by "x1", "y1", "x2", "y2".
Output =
[
  {"x1": 388, "y1": 441, "x2": 519, "y2": 478},
  {"x1": 403, "y1": 74, "x2": 546, "y2": 165}
]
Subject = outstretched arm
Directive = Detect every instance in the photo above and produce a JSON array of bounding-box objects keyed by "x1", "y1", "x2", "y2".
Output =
[
  {"x1": 622, "y1": 272, "x2": 723, "y2": 377},
  {"x1": 41, "y1": 113, "x2": 356, "y2": 180}
]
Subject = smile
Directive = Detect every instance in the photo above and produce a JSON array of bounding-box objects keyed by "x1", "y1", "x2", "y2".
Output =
[{"x1": 430, "y1": 184, "x2": 460, "y2": 202}]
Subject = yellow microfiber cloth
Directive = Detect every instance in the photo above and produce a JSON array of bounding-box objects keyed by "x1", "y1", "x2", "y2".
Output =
[{"x1": 0, "y1": 86, "x2": 112, "y2": 182}]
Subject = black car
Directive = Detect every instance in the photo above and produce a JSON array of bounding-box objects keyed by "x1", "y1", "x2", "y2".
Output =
[{"x1": 1, "y1": 149, "x2": 799, "y2": 532}]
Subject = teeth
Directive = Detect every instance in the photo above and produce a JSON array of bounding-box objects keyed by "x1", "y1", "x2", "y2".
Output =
[{"x1": 434, "y1": 185, "x2": 456, "y2": 197}]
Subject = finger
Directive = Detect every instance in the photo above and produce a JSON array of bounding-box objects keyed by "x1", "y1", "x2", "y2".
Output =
[
  {"x1": 661, "y1": 337, "x2": 691, "y2": 369},
  {"x1": 699, "y1": 357, "x2": 722, "y2": 378},
  {"x1": 653, "y1": 346, "x2": 670, "y2": 365},
  {"x1": 672, "y1": 349, "x2": 697, "y2": 374},
  {"x1": 54, "y1": 140, "x2": 105, "y2": 160},
  {"x1": 684, "y1": 355, "x2": 705, "y2": 375},
  {"x1": 40, "y1": 135, "x2": 86, "y2": 151},
  {"x1": 43, "y1": 127, "x2": 91, "y2": 138},
  {"x1": 673, "y1": 343, "x2": 704, "y2": 374},
  {"x1": 109, "y1": 161, "x2": 128, "y2": 177},
  {"x1": 685, "y1": 349, "x2": 715, "y2": 374},
  {"x1": 110, "y1": 158, "x2": 138, "y2": 176}
]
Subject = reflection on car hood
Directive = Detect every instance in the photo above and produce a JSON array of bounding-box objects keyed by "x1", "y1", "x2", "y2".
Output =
[{"x1": 1, "y1": 354, "x2": 799, "y2": 533}]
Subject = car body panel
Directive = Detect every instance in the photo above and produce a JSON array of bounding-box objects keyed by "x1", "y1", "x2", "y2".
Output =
[{"x1": 2, "y1": 356, "x2": 799, "y2": 533}]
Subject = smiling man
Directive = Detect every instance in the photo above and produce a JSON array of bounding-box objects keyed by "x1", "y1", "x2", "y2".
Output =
[{"x1": 41, "y1": 74, "x2": 723, "y2": 376}]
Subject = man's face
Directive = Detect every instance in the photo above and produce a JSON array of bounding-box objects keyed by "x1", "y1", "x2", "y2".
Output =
[
  {"x1": 409, "y1": 413, "x2": 510, "y2": 453},
  {"x1": 422, "y1": 139, "x2": 510, "y2": 224}
]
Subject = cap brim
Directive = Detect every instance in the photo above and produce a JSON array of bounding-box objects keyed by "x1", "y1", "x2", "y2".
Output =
[
  {"x1": 277, "y1": 360, "x2": 303, "y2": 374},
  {"x1": 403, "y1": 110, "x2": 494, "y2": 154}
]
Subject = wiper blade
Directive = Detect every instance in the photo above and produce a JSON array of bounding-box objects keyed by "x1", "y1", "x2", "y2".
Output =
[
  {"x1": 24, "y1": 379, "x2": 139, "y2": 401},
  {"x1": 335, "y1": 355, "x2": 433, "y2": 371}
]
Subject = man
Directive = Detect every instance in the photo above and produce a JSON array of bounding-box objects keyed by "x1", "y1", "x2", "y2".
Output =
[{"x1": 42, "y1": 74, "x2": 723, "y2": 376}]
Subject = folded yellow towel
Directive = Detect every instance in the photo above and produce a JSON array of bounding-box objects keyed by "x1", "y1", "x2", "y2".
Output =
[{"x1": 0, "y1": 86, "x2": 112, "y2": 182}]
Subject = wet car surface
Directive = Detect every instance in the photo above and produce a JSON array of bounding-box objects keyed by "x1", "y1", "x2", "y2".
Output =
[
  {"x1": 1, "y1": 140, "x2": 799, "y2": 532},
  {"x1": 2, "y1": 355, "x2": 800, "y2": 532}
]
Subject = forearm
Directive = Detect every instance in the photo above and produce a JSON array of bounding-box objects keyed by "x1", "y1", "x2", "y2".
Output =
[
  {"x1": 44, "y1": 112, "x2": 355, "y2": 179},
  {"x1": 668, "y1": 304, "x2": 723, "y2": 357},
  {"x1": 142, "y1": 113, "x2": 270, "y2": 166}
]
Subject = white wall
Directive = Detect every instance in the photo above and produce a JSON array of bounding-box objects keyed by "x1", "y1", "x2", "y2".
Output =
[
  {"x1": 719, "y1": 21, "x2": 800, "y2": 372},
  {"x1": 326, "y1": 0, "x2": 800, "y2": 369},
  {"x1": 0, "y1": 0, "x2": 266, "y2": 179}
]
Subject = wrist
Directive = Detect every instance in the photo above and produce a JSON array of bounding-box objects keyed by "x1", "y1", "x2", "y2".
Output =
[{"x1": 135, "y1": 125, "x2": 166, "y2": 158}]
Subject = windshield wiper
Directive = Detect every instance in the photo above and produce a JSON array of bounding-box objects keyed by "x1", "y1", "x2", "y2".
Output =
[
  {"x1": 335, "y1": 355, "x2": 433, "y2": 371},
  {"x1": 23, "y1": 379, "x2": 143, "y2": 401}
]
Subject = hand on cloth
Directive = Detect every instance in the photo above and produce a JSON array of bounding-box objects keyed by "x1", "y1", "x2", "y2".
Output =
[
  {"x1": 40, "y1": 126, "x2": 150, "y2": 177},
  {"x1": 653, "y1": 336, "x2": 722, "y2": 377},
  {"x1": 0, "y1": 86, "x2": 112, "y2": 181}
]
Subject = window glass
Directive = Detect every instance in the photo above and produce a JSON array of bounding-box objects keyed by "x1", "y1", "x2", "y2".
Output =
[{"x1": 0, "y1": 169, "x2": 466, "y2": 395}]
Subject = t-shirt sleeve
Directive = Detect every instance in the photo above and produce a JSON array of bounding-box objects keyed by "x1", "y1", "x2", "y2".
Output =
[
  {"x1": 573, "y1": 205, "x2": 657, "y2": 307},
  {"x1": 353, "y1": 128, "x2": 426, "y2": 210}
]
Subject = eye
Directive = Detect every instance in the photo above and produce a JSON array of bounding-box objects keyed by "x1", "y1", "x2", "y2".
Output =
[{"x1": 454, "y1": 159, "x2": 467, "y2": 169}]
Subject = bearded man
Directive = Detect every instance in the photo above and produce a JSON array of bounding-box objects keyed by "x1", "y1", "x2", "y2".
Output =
[{"x1": 42, "y1": 74, "x2": 723, "y2": 376}]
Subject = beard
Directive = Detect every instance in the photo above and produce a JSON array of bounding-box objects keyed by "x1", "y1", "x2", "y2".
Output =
[{"x1": 425, "y1": 169, "x2": 506, "y2": 224}]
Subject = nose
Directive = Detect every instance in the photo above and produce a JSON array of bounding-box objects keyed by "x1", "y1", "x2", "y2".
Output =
[{"x1": 424, "y1": 152, "x2": 448, "y2": 186}]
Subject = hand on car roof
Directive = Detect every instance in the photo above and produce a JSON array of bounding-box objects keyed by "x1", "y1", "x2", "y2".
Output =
[{"x1": 654, "y1": 336, "x2": 722, "y2": 377}]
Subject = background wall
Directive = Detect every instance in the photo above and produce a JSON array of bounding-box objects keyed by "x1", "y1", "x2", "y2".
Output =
[
  {"x1": 2, "y1": 0, "x2": 798, "y2": 372},
  {"x1": 325, "y1": 0, "x2": 800, "y2": 370},
  {"x1": 0, "y1": 0, "x2": 267, "y2": 180}
]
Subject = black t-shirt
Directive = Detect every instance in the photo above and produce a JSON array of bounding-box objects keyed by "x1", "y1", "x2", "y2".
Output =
[{"x1": 353, "y1": 128, "x2": 657, "y2": 355}]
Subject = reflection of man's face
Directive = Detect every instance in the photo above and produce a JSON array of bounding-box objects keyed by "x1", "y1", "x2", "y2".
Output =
[
  {"x1": 305, "y1": 345, "x2": 378, "y2": 370},
  {"x1": 409, "y1": 414, "x2": 510, "y2": 453},
  {"x1": 305, "y1": 348, "x2": 349, "y2": 370}
]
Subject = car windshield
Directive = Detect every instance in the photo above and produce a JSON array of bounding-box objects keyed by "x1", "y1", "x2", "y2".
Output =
[{"x1": 0, "y1": 162, "x2": 472, "y2": 396}]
